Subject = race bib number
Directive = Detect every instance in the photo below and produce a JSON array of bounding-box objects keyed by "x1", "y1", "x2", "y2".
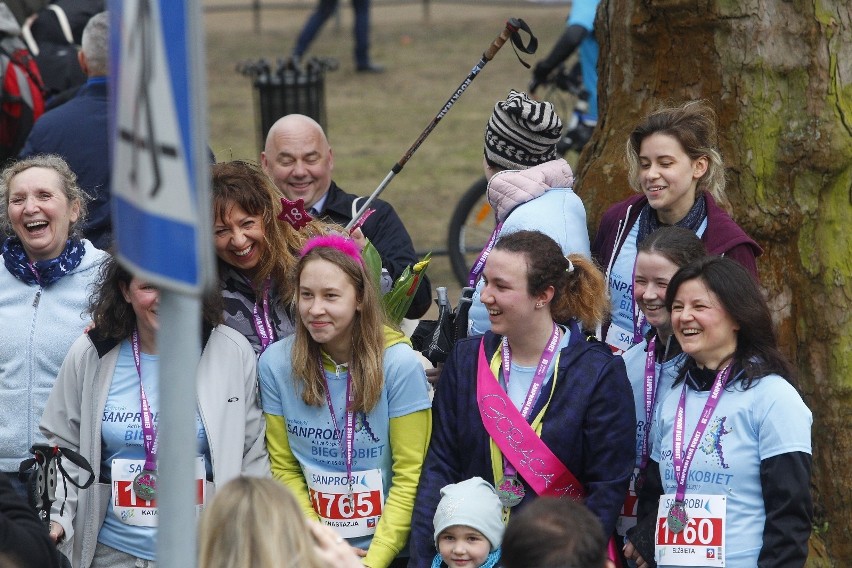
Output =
[
  {"x1": 616, "y1": 467, "x2": 640, "y2": 536},
  {"x1": 605, "y1": 323, "x2": 633, "y2": 354},
  {"x1": 655, "y1": 494, "x2": 726, "y2": 566},
  {"x1": 111, "y1": 457, "x2": 207, "y2": 527},
  {"x1": 305, "y1": 467, "x2": 384, "y2": 539}
]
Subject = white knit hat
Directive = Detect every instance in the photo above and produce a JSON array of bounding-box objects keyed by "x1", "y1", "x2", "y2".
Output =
[
  {"x1": 433, "y1": 477, "x2": 505, "y2": 550},
  {"x1": 484, "y1": 90, "x2": 563, "y2": 170}
]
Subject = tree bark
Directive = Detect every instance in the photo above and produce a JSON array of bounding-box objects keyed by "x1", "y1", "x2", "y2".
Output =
[{"x1": 578, "y1": 1, "x2": 852, "y2": 564}]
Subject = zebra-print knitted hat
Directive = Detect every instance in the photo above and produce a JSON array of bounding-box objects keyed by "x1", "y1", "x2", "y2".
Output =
[{"x1": 484, "y1": 90, "x2": 563, "y2": 170}]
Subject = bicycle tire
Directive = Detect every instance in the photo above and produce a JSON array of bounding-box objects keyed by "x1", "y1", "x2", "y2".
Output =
[{"x1": 447, "y1": 176, "x2": 492, "y2": 287}]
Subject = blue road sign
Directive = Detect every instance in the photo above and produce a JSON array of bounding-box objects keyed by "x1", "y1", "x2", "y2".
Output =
[{"x1": 109, "y1": 0, "x2": 212, "y2": 292}]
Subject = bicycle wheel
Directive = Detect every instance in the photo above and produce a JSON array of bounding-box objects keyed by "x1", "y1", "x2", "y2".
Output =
[{"x1": 447, "y1": 176, "x2": 494, "y2": 287}]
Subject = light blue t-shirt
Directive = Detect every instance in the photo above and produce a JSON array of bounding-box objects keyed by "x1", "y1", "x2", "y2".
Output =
[
  {"x1": 617, "y1": 338, "x2": 684, "y2": 538},
  {"x1": 469, "y1": 189, "x2": 591, "y2": 337},
  {"x1": 258, "y1": 336, "x2": 431, "y2": 552},
  {"x1": 651, "y1": 374, "x2": 812, "y2": 567},
  {"x1": 98, "y1": 341, "x2": 210, "y2": 560},
  {"x1": 621, "y1": 338, "x2": 684, "y2": 470},
  {"x1": 607, "y1": 222, "x2": 640, "y2": 350},
  {"x1": 497, "y1": 330, "x2": 570, "y2": 410}
]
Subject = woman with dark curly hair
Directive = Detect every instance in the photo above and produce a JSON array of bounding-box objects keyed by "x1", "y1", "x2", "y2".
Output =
[
  {"x1": 39, "y1": 255, "x2": 268, "y2": 568},
  {"x1": 0, "y1": 154, "x2": 106, "y2": 497},
  {"x1": 211, "y1": 160, "x2": 327, "y2": 355}
]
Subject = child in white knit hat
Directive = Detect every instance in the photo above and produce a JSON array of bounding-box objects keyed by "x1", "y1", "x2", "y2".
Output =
[{"x1": 431, "y1": 477, "x2": 504, "y2": 568}]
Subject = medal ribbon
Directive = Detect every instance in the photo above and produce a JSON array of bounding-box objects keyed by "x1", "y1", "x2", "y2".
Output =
[
  {"x1": 321, "y1": 359, "x2": 356, "y2": 495},
  {"x1": 499, "y1": 323, "x2": 561, "y2": 479},
  {"x1": 131, "y1": 329, "x2": 158, "y2": 472},
  {"x1": 630, "y1": 259, "x2": 646, "y2": 344},
  {"x1": 638, "y1": 336, "x2": 658, "y2": 471},
  {"x1": 672, "y1": 365, "x2": 731, "y2": 502},
  {"x1": 467, "y1": 221, "x2": 503, "y2": 287},
  {"x1": 251, "y1": 277, "x2": 276, "y2": 353}
]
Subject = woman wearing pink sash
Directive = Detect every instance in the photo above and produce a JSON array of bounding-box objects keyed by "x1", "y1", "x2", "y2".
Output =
[{"x1": 410, "y1": 230, "x2": 635, "y2": 566}]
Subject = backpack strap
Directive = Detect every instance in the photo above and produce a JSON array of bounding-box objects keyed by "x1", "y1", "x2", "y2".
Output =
[
  {"x1": 47, "y1": 5, "x2": 75, "y2": 45},
  {"x1": 20, "y1": 5, "x2": 76, "y2": 56},
  {"x1": 20, "y1": 18, "x2": 38, "y2": 55}
]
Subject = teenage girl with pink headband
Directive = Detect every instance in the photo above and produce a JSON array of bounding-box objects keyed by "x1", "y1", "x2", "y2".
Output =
[{"x1": 258, "y1": 234, "x2": 432, "y2": 568}]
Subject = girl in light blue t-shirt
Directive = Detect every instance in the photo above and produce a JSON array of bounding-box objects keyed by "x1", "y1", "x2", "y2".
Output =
[
  {"x1": 258, "y1": 235, "x2": 431, "y2": 568},
  {"x1": 617, "y1": 227, "x2": 706, "y2": 543}
]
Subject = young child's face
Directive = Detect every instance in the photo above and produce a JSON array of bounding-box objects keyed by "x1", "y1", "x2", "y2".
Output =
[{"x1": 437, "y1": 525, "x2": 491, "y2": 568}]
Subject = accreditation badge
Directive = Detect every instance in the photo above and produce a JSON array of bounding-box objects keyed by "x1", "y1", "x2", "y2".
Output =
[
  {"x1": 605, "y1": 323, "x2": 633, "y2": 354},
  {"x1": 655, "y1": 494, "x2": 726, "y2": 566},
  {"x1": 304, "y1": 466, "x2": 384, "y2": 539},
  {"x1": 110, "y1": 457, "x2": 208, "y2": 526}
]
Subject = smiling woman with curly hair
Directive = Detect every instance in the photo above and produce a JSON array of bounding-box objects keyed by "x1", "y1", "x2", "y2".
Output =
[
  {"x1": 0, "y1": 155, "x2": 105, "y2": 497},
  {"x1": 211, "y1": 160, "x2": 329, "y2": 355}
]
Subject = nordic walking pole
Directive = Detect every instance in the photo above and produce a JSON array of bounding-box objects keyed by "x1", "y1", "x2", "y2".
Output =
[{"x1": 345, "y1": 18, "x2": 537, "y2": 231}]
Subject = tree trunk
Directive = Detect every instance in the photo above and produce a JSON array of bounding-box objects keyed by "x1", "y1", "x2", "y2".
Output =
[{"x1": 578, "y1": 1, "x2": 852, "y2": 564}]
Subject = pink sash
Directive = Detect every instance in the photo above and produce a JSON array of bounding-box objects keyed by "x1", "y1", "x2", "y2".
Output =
[
  {"x1": 476, "y1": 339, "x2": 582, "y2": 499},
  {"x1": 476, "y1": 339, "x2": 623, "y2": 567}
]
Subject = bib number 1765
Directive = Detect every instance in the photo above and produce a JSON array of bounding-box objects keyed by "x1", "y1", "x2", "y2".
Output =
[{"x1": 309, "y1": 489, "x2": 382, "y2": 520}]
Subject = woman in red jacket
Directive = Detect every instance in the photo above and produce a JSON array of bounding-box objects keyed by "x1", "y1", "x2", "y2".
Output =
[{"x1": 591, "y1": 100, "x2": 761, "y2": 354}]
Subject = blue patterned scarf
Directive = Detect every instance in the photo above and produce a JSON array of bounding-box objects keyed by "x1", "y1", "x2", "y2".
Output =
[
  {"x1": 2, "y1": 237, "x2": 85, "y2": 286},
  {"x1": 637, "y1": 193, "x2": 707, "y2": 245}
]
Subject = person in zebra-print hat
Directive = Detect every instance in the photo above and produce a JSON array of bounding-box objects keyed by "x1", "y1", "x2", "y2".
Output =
[{"x1": 465, "y1": 90, "x2": 592, "y2": 338}]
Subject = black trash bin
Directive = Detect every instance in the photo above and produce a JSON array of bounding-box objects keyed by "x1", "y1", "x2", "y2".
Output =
[{"x1": 238, "y1": 57, "x2": 338, "y2": 151}]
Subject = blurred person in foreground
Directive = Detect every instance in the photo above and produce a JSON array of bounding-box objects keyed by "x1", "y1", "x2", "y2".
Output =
[
  {"x1": 0, "y1": 474, "x2": 60, "y2": 568},
  {"x1": 199, "y1": 476, "x2": 363, "y2": 568},
  {"x1": 501, "y1": 497, "x2": 615, "y2": 568}
]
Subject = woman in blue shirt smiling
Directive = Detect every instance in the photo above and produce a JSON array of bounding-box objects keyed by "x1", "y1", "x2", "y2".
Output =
[{"x1": 625, "y1": 257, "x2": 812, "y2": 567}]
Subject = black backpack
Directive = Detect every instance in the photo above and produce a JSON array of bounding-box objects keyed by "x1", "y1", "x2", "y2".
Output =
[{"x1": 21, "y1": 2, "x2": 90, "y2": 99}]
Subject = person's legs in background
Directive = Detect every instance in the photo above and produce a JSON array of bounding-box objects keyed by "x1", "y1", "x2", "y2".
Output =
[
  {"x1": 293, "y1": 0, "x2": 340, "y2": 59},
  {"x1": 353, "y1": 0, "x2": 383, "y2": 72}
]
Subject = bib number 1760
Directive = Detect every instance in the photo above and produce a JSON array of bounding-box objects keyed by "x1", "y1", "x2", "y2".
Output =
[{"x1": 657, "y1": 517, "x2": 722, "y2": 546}]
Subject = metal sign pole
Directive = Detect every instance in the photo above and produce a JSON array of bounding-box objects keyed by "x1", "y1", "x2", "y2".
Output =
[
  {"x1": 157, "y1": 291, "x2": 200, "y2": 568},
  {"x1": 157, "y1": 1, "x2": 211, "y2": 567}
]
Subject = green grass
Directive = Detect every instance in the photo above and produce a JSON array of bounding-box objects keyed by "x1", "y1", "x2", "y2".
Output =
[{"x1": 205, "y1": 2, "x2": 573, "y2": 314}]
